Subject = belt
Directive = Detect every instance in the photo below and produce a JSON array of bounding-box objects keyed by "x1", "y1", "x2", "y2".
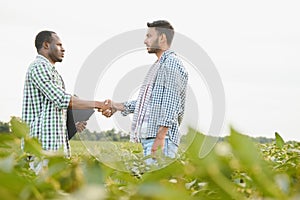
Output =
[
  {"x1": 145, "y1": 137, "x2": 156, "y2": 140},
  {"x1": 145, "y1": 136, "x2": 169, "y2": 140}
]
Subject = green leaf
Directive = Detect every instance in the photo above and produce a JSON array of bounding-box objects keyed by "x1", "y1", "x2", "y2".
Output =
[
  {"x1": 9, "y1": 117, "x2": 29, "y2": 138},
  {"x1": 0, "y1": 156, "x2": 14, "y2": 173},
  {"x1": 23, "y1": 138, "x2": 43, "y2": 156},
  {"x1": 0, "y1": 134, "x2": 15, "y2": 148},
  {"x1": 275, "y1": 132, "x2": 285, "y2": 149},
  {"x1": 0, "y1": 171, "x2": 29, "y2": 199},
  {"x1": 229, "y1": 126, "x2": 287, "y2": 199}
]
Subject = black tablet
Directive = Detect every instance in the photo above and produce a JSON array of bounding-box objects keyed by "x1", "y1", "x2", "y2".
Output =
[{"x1": 66, "y1": 109, "x2": 95, "y2": 139}]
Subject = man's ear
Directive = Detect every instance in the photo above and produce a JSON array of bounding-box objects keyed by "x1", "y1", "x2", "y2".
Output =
[
  {"x1": 160, "y1": 33, "x2": 167, "y2": 44},
  {"x1": 42, "y1": 41, "x2": 50, "y2": 49}
]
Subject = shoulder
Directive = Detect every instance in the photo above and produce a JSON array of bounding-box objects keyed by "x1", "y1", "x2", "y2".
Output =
[
  {"x1": 163, "y1": 52, "x2": 188, "y2": 76},
  {"x1": 29, "y1": 56, "x2": 52, "y2": 74}
]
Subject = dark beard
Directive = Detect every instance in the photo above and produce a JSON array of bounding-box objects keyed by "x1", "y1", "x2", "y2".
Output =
[
  {"x1": 147, "y1": 38, "x2": 160, "y2": 54},
  {"x1": 147, "y1": 47, "x2": 160, "y2": 54},
  {"x1": 48, "y1": 52, "x2": 63, "y2": 63},
  {"x1": 56, "y1": 58, "x2": 63, "y2": 62}
]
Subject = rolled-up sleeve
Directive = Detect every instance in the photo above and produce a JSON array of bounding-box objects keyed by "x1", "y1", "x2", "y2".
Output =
[
  {"x1": 121, "y1": 100, "x2": 137, "y2": 116},
  {"x1": 30, "y1": 64, "x2": 71, "y2": 109}
]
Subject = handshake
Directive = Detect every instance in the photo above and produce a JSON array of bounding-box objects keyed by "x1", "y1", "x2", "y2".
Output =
[
  {"x1": 95, "y1": 99, "x2": 124, "y2": 118},
  {"x1": 69, "y1": 98, "x2": 124, "y2": 134}
]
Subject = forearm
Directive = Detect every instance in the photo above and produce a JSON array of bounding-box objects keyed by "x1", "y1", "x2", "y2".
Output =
[
  {"x1": 112, "y1": 102, "x2": 125, "y2": 112},
  {"x1": 69, "y1": 96, "x2": 105, "y2": 110},
  {"x1": 156, "y1": 126, "x2": 169, "y2": 140},
  {"x1": 151, "y1": 126, "x2": 169, "y2": 155}
]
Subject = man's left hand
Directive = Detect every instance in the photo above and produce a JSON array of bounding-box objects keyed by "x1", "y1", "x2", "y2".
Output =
[
  {"x1": 75, "y1": 121, "x2": 87, "y2": 132},
  {"x1": 151, "y1": 137, "x2": 165, "y2": 157},
  {"x1": 151, "y1": 126, "x2": 169, "y2": 157}
]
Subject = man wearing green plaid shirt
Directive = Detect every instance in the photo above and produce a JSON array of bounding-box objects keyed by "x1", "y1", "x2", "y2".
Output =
[{"x1": 22, "y1": 31, "x2": 108, "y2": 159}]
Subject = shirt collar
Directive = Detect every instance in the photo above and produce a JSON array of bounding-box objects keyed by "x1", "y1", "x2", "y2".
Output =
[
  {"x1": 36, "y1": 54, "x2": 55, "y2": 68},
  {"x1": 158, "y1": 49, "x2": 175, "y2": 64}
]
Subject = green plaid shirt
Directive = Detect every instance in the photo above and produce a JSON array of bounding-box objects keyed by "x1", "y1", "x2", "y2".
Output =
[{"x1": 22, "y1": 55, "x2": 72, "y2": 156}]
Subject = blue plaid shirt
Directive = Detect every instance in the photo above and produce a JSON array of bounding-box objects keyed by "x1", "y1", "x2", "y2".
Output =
[{"x1": 122, "y1": 50, "x2": 188, "y2": 146}]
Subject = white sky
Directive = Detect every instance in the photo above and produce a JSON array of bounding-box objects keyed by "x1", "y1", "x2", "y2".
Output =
[{"x1": 1, "y1": 0, "x2": 300, "y2": 141}]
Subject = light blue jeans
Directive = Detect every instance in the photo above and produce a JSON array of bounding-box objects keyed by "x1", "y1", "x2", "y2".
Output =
[{"x1": 141, "y1": 138, "x2": 178, "y2": 165}]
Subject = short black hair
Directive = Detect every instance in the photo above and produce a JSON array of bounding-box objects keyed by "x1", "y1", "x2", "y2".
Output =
[
  {"x1": 35, "y1": 30, "x2": 56, "y2": 52},
  {"x1": 147, "y1": 20, "x2": 174, "y2": 45}
]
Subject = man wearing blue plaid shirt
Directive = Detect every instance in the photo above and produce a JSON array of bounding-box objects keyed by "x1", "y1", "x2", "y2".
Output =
[{"x1": 103, "y1": 20, "x2": 188, "y2": 160}]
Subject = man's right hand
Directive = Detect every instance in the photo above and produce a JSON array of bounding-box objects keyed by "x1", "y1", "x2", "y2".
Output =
[
  {"x1": 95, "y1": 101, "x2": 111, "y2": 113},
  {"x1": 100, "y1": 99, "x2": 124, "y2": 118},
  {"x1": 99, "y1": 99, "x2": 115, "y2": 117}
]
